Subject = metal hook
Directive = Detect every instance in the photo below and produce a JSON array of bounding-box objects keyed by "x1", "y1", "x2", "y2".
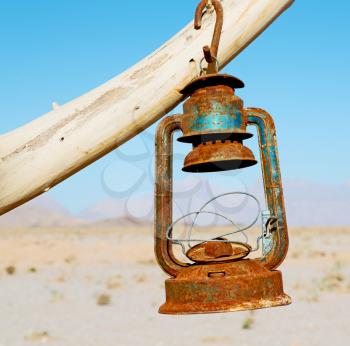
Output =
[{"x1": 194, "y1": 0, "x2": 223, "y2": 74}]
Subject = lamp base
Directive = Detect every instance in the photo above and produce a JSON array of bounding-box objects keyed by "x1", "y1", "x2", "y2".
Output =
[{"x1": 159, "y1": 259, "x2": 291, "y2": 315}]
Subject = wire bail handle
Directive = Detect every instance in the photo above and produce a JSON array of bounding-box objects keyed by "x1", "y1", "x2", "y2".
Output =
[
  {"x1": 195, "y1": 0, "x2": 223, "y2": 74},
  {"x1": 166, "y1": 192, "x2": 262, "y2": 255}
]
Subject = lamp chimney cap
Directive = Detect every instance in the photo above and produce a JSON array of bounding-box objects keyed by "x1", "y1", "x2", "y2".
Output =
[{"x1": 181, "y1": 74, "x2": 244, "y2": 96}]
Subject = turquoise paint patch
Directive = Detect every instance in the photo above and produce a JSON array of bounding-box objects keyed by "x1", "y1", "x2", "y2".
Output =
[
  {"x1": 188, "y1": 100, "x2": 244, "y2": 133},
  {"x1": 189, "y1": 112, "x2": 243, "y2": 133}
]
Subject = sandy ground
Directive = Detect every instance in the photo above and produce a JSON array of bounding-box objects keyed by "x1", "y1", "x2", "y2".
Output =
[{"x1": 0, "y1": 226, "x2": 349, "y2": 346}]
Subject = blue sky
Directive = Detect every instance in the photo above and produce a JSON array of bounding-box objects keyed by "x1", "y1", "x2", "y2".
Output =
[{"x1": 0, "y1": 1, "x2": 349, "y2": 213}]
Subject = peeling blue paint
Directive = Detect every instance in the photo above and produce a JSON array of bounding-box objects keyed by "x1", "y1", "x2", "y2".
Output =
[{"x1": 188, "y1": 101, "x2": 244, "y2": 133}]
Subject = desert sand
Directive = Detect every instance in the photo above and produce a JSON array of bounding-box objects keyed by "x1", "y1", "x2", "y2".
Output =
[{"x1": 0, "y1": 226, "x2": 349, "y2": 346}]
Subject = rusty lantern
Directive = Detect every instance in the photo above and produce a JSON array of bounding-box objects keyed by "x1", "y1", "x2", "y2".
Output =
[{"x1": 154, "y1": 0, "x2": 291, "y2": 315}]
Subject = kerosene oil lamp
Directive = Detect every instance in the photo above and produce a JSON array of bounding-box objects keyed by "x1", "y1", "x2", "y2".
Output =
[{"x1": 154, "y1": 0, "x2": 291, "y2": 314}]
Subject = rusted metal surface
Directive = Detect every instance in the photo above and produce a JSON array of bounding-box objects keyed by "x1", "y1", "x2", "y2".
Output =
[
  {"x1": 180, "y1": 74, "x2": 244, "y2": 96},
  {"x1": 195, "y1": 0, "x2": 224, "y2": 73},
  {"x1": 246, "y1": 108, "x2": 289, "y2": 270},
  {"x1": 179, "y1": 82, "x2": 250, "y2": 142},
  {"x1": 159, "y1": 259, "x2": 291, "y2": 314},
  {"x1": 178, "y1": 76, "x2": 256, "y2": 173},
  {"x1": 154, "y1": 2, "x2": 290, "y2": 310},
  {"x1": 154, "y1": 115, "x2": 187, "y2": 277},
  {"x1": 203, "y1": 240, "x2": 234, "y2": 258},
  {"x1": 154, "y1": 74, "x2": 290, "y2": 313},
  {"x1": 182, "y1": 139, "x2": 257, "y2": 173},
  {"x1": 186, "y1": 240, "x2": 252, "y2": 263}
]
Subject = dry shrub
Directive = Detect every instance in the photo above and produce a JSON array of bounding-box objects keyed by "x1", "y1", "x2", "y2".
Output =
[
  {"x1": 106, "y1": 275, "x2": 123, "y2": 289},
  {"x1": 55, "y1": 275, "x2": 66, "y2": 283},
  {"x1": 242, "y1": 317, "x2": 255, "y2": 330},
  {"x1": 97, "y1": 294, "x2": 111, "y2": 306},
  {"x1": 137, "y1": 259, "x2": 157, "y2": 266},
  {"x1": 201, "y1": 335, "x2": 231, "y2": 343},
  {"x1": 5, "y1": 266, "x2": 16, "y2": 275},
  {"x1": 50, "y1": 290, "x2": 64, "y2": 303},
  {"x1": 64, "y1": 255, "x2": 77, "y2": 264},
  {"x1": 317, "y1": 272, "x2": 344, "y2": 292},
  {"x1": 24, "y1": 331, "x2": 52, "y2": 342},
  {"x1": 135, "y1": 274, "x2": 148, "y2": 283},
  {"x1": 302, "y1": 289, "x2": 320, "y2": 303}
]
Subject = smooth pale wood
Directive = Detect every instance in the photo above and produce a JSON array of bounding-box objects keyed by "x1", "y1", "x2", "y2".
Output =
[{"x1": 0, "y1": 0, "x2": 293, "y2": 215}]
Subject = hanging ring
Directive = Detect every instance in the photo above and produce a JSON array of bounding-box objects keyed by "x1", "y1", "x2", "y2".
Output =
[{"x1": 200, "y1": 56, "x2": 219, "y2": 75}]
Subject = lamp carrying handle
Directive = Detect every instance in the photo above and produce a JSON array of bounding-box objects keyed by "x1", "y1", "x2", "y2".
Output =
[
  {"x1": 154, "y1": 115, "x2": 189, "y2": 277},
  {"x1": 246, "y1": 108, "x2": 289, "y2": 270}
]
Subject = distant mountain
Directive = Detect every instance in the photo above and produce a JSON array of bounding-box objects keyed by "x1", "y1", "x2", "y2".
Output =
[
  {"x1": 0, "y1": 195, "x2": 84, "y2": 228},
  {"x1": 1, "y1": 179, "x2": 349, "y2": 228},
  {"x1": 282, "y1": 180, "x2": 350, "y2": 226},
  {"x1": 79, "y1": 178, "x2": 350, "y2": 227},
  {"x1": 87, "y1": 216, "x2": 151, "y2": 228}
]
